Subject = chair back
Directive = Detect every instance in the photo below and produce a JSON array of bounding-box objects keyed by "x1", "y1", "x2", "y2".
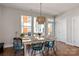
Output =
[
  {"x1": 45, "y1": 40, "x2": 55, "y2": 48},
  {"x1": 31, "y1": 43, "x2": 43, "y2": 51},
  {"x1": 13, "y1": 37, "x2": 22, "y2": 50}
]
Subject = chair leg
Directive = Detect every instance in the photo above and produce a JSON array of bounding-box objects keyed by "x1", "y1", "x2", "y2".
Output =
[
  {"x1": 44, "y1": 47, "x2": 49, "y2": 55},
  {"x1": 42, "y1": 51, "x2": 44, "y2": 56},
  {"x1": 14, "y1": 50, "x2": 17, "y2": 56},
  {"x1": 53, "y1": 47, "x2": 56, "y2": 56},
  {"x1": 41, "y1": 50, "x2": 43, "y2": 56},
  {"x1": 31, "y1": 50, "x2": 33, "y2": 56},
  {"x1": 31, "y1": 50, "x2": 36, "y2": 56},
  {"x1": 48, "y1": 48, "x2": 54, "y2": 55}
]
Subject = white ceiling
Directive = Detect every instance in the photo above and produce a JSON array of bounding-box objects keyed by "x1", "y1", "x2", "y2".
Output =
[{"x1": 0, "y1": 3, "x2": 79, "y2": 16}]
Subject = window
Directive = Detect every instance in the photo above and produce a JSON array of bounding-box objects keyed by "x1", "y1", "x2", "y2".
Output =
[
  {"x1": 21, "y1": 16, "x2": 32, "y2": 34},
  {"x1": 34, "y1": 17, "x2": 45, "y2": 33},
  {"x1": 48, "y1": 23, "x2": 53, "y2": 35},
  {"x1": 21, "y1": 16, "x2": 54, "y2": 38},
  {"x1": 47, "y1": 18, "x2": 54, "y2": 36},
  {"x1": 33, "y1": 17, "x2": 45, "y2": 36}
]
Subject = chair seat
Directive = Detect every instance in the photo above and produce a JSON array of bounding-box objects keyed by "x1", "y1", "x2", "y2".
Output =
[
  {"x1": 31, "y1": 43, "x2": 43, "y2": 56},
  {"x1": 14, "y1": 44, "x2": 24, "y2": 50},
  {"x1": 45, "y1": 41, "x2": 55, "y2": 48},
  {"x1": 32, "y1": 46, "x2": 42, "y2": 51},
  {"x1": 31, "y1": 43, "x2": 43, "y2": 50}
]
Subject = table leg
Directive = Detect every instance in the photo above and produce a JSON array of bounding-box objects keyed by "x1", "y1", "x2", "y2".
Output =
[{"x1": 24, "y1": 44, "x2": 27, "y2": 56}]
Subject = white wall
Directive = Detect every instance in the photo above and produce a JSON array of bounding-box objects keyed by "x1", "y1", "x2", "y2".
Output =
[
  {"x1": 0, "y1": 6, "x2": 22, "y2": 48},
  {"x1": 0, "y1": 6, "x2": 4, "y2": 43},
  {"x1": 0, "y1": 5, "x2": 47, "y2": 48},
  {"x1": 2, "y1": 7, "x2": 21, "y2": 48},
  {"x1": 55, "y1": 8, "x2": 79, "y2": 47},
  {"x1": 0, "y1": 6, "x2": 33, "y2": 48},
  {"x1": 55, "y1": 15, "x2": 67, "y2": 43},
  {"x1": 0, "y1": 5, "x2": 53, "y2": 48}
]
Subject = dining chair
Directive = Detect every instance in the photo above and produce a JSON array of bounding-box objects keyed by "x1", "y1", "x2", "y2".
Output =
[
  {"x1": 13, "y1": 37, "x2": 24, "y2": 56},
  {"x1": 0, "y1": 43, "x2": 4, "y2": 54},
  {"x1": 44, "y1": 40, "x2": 55, "y2": 55},
  {"x1": 31, "y1": 43, "x2": 43, "y2": 56}
]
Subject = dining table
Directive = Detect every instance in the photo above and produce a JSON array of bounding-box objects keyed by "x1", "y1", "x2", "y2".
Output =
[{"x1": 22, "y1": 36, "x2": 55, "y2": 56}]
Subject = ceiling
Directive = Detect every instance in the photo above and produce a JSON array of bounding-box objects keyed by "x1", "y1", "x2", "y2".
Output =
[{"x1": 0, "y1": 3, "x2": 79, "y2": 16}]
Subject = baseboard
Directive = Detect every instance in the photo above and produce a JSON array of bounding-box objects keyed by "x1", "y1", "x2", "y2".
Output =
[
  {"x1": 67, "y1": 43, "x2": 79, "y2": 47},
  {"x1": 57, "y1": 40, "x2": 79, "y2": 47},
  {"x1": 4, "y1": 44, "x2": 13, "y2": 48}
]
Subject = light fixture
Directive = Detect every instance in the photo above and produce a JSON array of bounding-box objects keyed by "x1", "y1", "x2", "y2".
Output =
[{"x1": 36, "y1": 3, "x2": 46, "y2": 24}]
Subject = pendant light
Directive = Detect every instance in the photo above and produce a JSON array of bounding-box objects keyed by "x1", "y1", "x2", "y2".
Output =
[{"x1": 36, "y1": 3, "x2": 46, "y2": 24}]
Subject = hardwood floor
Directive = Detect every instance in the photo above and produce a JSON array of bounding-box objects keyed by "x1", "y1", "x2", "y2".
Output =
[
  {"x1": 1, "y1": 41, "x2": 79, "y2": 56},
  {"x1": 56, "y1": 41, "x2": 79, "y2": 56},
  {"x1": 0, "y1": 47, "x2": 15, "y2": 56}
]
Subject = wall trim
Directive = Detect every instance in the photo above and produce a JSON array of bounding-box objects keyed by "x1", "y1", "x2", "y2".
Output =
[
  {"x1": 4, "y1": 44, "x2": 13, "y2": 48},
  {"x1": 57, "y1": 40, "x2": 79, "y2": 47}
]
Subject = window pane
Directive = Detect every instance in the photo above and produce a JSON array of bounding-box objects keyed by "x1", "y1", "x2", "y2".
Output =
[
  {"x1": 48, "y1": 18, "x2": 54, "y2": 22},
  {"x1": 47, "y1": 18, "x2": 54, "y2": 36},
  {"x1": 48, "y1": 23, "x2": 52, "y2": 35},
  {"x1": 33, "y1": 17, "x2": 45, "y2": 37},
  {"x1": 34, "y1": 17, "x2": 45, "y2": 33},
  {"x1": 23, "y1": 27, "x2": 28, "y2": 33},
  {"x1": 21, "y1": 16, "x2": 32, "y2": 33},
  {"x1": 27, "y1": 16, "x2": 32, "y2": 26},
  {"x1": 34, "y1": 17, "x2": 38, "y2": 33},
  {"x1": 23, "y1": 16, "x2": 28, "y2": 23}
]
